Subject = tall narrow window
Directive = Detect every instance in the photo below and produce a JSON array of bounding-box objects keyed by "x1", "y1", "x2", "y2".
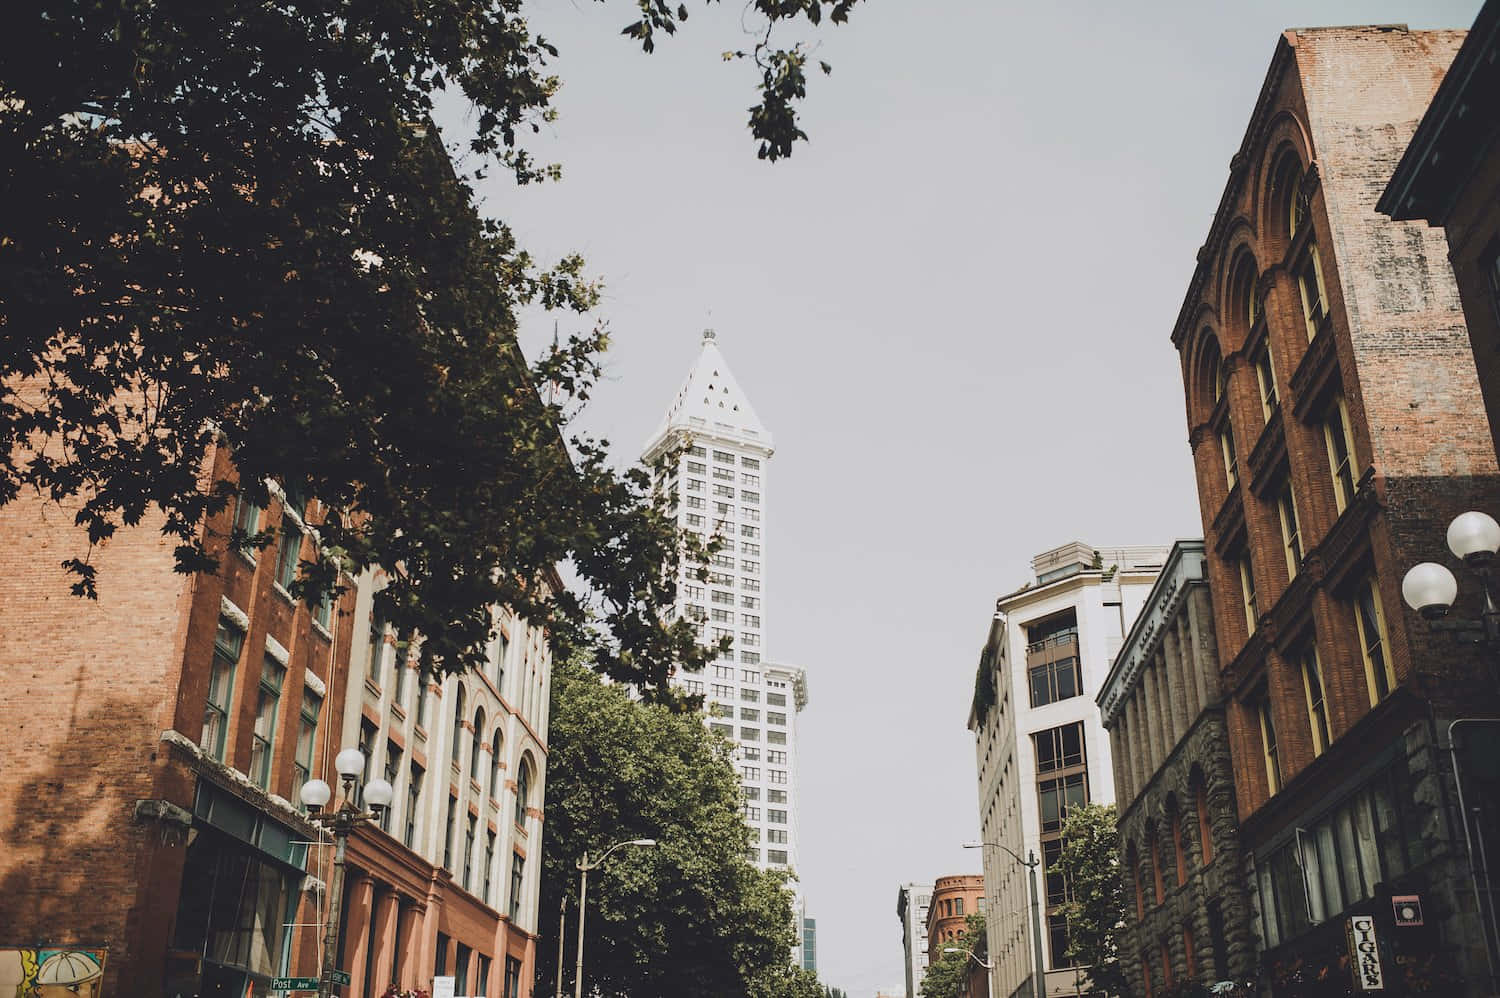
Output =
[
  {"x1": 515, "y1": 759, "x2": 531, "y2": 829},
  {"x1": 1256, "y1": 687, "x2": 1282, "y2": 795},
  {"x1": 490, "y1": 728, "x2": 505, "y2": 799},
  {"x1": 1355, "y1": 577, "x2": 1395, "y2": 703},
  {"x1": 275, "y1": 519, "x2": 303, "y2": 591},
  {"x1": 405, "y1": 764, "x2": 424, "y2": 849},
  {"x1": 367, "y1": 612, "x2": 387, "y2": 686},
  {"x1": 443, "y1": 794, "x2": 457, "y2": 870},
  {"x1": 293, "y1": 688, "x2": 322, "y2": 801},
  {"x1": 250, "y1": 655, "x2": 286, "y2": 789},
  {"x1": 1277, "y1": 484, "x2": 1303, "y2": 580},
  {"x1": 451, "y1": 685, "x2": 466, "y2": 767},
  {"x1": 203, "y1": 619, "x2": 243, "y2": 761},
  {"x1": 416, "y1": 672, "x2": 430, "y2": 728},
  {"x1": 1239, "y1": 553, "x2": 1258, "y2": 635},
  {"x1": 392, "y1": 632, "x2": 408, "y2": 704},
  {"x1": 1297, "y1": 245, "x2": 1329, "y2": 341},
  {"x1": 1301, "y1": 643, "x2": 1331, "y2": 755},
  {"x1": 1323, "y1": 394, "x2": 1357, "y2": 511},
  {"x1": 471, "y1": 708, "x2": 486, "y2": 777},
  {"x1": 382, "y1": 742, "x2": 402, "y2": 833},
  {"x1": 463, "y1": 813, "x2": 477, "y2": 891},
  {"x1": 483, "y1": 830, "x2": 496, "y2": 905},
  {"x1": 509, "y1": 851, "x2": 525, "y2": 919},
  {"x1": 1183, "y1": 924, "x2": 1197, "y2": 979},
  {"x1": 1255, "y1": 346, "x2": 1278, "y2": 423},
  {"x1": 233, "y1": 493, "x2": 261, "y2": 556},
  {"x1": 1220, "y1": 427, "x2": 1239, "y2": 491}
]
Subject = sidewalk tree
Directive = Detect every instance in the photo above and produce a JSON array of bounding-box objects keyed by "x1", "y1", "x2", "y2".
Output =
[
  {"x1": 0, "y1": 0, "x2": 860, "y2": 695},
  {"x1": 1056, "y1": 802, "x2": 1129, "y2": 998},
  {"x1": 918, "y1": 913, "x2": 985, "y2": 998},
  {"x1": 535, "y1": 660, "x2": 806, "y2": 998}
]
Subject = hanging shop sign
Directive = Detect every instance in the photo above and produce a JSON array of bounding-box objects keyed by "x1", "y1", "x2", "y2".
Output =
[{"x1": 1346, "y1": 914, "x2": 1385, "y2": 991}]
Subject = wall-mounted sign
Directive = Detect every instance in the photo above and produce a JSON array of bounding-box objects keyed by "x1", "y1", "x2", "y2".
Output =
[
  {"x1": 433, "y1": 976, "x2": 456, "y2": 998},
  {"x1": 1347, "y1": 915, "x2": 1385, "y2": 991},
  {"x1": 1393, "y1": 894, "x2": 1423, "y2": 927}
]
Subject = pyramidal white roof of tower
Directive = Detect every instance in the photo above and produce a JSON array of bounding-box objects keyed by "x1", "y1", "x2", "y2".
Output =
[{"x1": 646, "y1": 330, "x2": 774, "y2": 454}]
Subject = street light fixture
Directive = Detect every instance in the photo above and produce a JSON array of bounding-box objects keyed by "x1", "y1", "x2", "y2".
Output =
[
  {"x1": 944, "y1": 945, "x2": 995, "y2": 970},
  {"x1": 964, "y1": 841, "x2": 1046, "y2": 998},
  {"x1": 299, "y1": 748, "x2": 393, "y2": 998},
  {"x1": 573, "y1": 838, "x2": 657, "y2": 998},
  {"x1": 1402, "y1": 510, "x2": 1500, "y2": 643}
]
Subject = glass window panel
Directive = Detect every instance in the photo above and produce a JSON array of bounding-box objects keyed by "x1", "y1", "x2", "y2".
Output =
[
  {"x1": 1315, "y1": 824, "x2": 1343, "y2": 918},
  {"x1": 1335, "y1": 806, "x2": 1366, "y2": 903}
]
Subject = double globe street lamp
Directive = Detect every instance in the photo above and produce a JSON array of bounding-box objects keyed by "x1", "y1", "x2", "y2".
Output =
[
  {"x1": 1401, "y1": 510, "x2": 1500, "y2": 659},
  {"x1": 300, "y1": 748, "x2": 394, "y2": 998}
]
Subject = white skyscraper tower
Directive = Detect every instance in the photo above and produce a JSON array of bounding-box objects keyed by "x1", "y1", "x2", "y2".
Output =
[{"x1": 643, "y1": 330, "x2": 809, "y2": 876}]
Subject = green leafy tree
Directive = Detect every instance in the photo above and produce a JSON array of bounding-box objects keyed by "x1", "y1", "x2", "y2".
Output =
[
  {"x1": 0, "y1": 0, "x2": 860, "y2": 692},
  {"x1": 919, "y1": 913, "x2": 986, "y2": 998},
  {"x1": 824, "y1": 987, "x2": 848, "y2": 998},
  {"x1": 1056, "y1": 803, "x2": 1130, "y2": 998},
  {"x1": 534, "y1": 660, "x2": 805, "y2": 998}
]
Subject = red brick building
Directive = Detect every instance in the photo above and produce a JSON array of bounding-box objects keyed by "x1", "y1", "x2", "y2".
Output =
[
  {"x1": 926, "y1": 874, "x2": 985, "y2": 967},
  {"x1": 1169, "y1": 25, "x2": 1500, "y2": 996},
  {"x1": 1381, "y1": 0, "x2": 1500, "y2": 472},
  {"x1": 0, "y1": 435, "x2": 352, "y2": 996},
  {"x1": 0, "y1": 413, "x2": 553, "y2": 996}
]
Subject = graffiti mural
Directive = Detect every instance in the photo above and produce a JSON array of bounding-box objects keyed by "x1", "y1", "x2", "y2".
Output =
[{"x1": 0, "y1": 948, "x2": 106, "y2": 998}]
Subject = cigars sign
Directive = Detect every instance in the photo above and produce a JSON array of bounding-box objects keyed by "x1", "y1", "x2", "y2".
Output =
[{"x1": 1346, "y1": 914, "x2": 1385, "y2": 991}]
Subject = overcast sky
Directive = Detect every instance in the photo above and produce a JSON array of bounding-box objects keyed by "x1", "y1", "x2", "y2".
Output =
[{"x1": 438, "y1": 1, "x2": 1480, "y2": 992}]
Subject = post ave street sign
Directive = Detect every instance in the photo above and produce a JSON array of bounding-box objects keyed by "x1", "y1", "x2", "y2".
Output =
[
  {"x1": 270, "y1": 979, "x2": 319, "y2": 991},
  {"x1": 330, "y1": 970, "x2": 352, "y2": 985}
]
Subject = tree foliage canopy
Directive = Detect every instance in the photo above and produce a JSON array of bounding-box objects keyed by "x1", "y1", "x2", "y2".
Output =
[
  {"x1": 1056, "y1": 802, "x2": 1129, "y2": 998},
  {"x1": 0, "y1": 0, "x2": 859, "y2": 693},
  {"x1": 918, "y1": 913, "x2": 986, "y2": 998},
  {"x1": 534, "y1": 660, "x2": 808, "y2": 997}
]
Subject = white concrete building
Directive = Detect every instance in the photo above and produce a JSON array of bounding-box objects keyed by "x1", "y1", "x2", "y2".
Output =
[
  {"x1": 895, "y1": 882, "x2": 934, "y2": 998},
  {"x1": 967, "y1": 542, "x2": 1168, "y2": 998},
  {"x1": 642, "y1": 330, "x2": 809, "y2": 876},
  {"x1": 331, "y1": 568, "x2": 556, "y2": 995}
]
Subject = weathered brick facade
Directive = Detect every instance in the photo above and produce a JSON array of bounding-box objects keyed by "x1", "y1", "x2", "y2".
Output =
[
  {"x1": 1101, "y1": 542, "x2": 1256, "y2": 995},
  {"x1": 1169, "y1": 25, "x2": 1500, "y2": 997},
  {"x1": 0, "y1": 431, "x2": 353, "y2": 995}
]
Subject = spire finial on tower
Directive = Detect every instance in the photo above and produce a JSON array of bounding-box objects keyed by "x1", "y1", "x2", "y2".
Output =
[{"x1": 702, "y1": 328, "x2": 716, "y2": 344}]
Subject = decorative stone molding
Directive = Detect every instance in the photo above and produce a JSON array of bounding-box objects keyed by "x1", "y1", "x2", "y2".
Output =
[
  {"x1": 302, "y1": 668, "x2": 327, "y2": 698},
  {"x1": 265, "y1": 634, "x2": 290, "y2": 666},
  {"x1": 134, "y1": 797, "x2": 193, "y2": 830},
  {"x1": 220, "y1": 595, "x2": 250, "y2": 631}
]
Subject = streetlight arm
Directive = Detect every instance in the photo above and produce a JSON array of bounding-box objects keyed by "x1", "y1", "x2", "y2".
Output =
[
  {"x1": 964, "y1": 840, "x2": 1037, "y2": 868},
  {"x1": 943, "y1": 946, "x2": 994, "y2": 971},
  {"x1": 580, "y1": 837, "x2": 656, "y2": 872}
]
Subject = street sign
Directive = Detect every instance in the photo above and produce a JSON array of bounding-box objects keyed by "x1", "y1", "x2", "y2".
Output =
[
  {"x1": 330, "y1": 970, "x2": 352, "y2": 986},
  {"x1": 433, "y1": 976, "x2": 456, "y2": 998},
  {"x1": 270, "y1": 979, "x2": 319, "y2": 991},
  {"x1": 1393, "y1": 894, "x2": 1424, "y2": 927}
]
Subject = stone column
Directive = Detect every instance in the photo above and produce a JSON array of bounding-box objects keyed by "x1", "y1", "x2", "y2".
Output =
[
  {"x1": 1129, "y1": 693, "x2": 1148, "y2": 794},
  {"x1": 1161, "y1": 634, "x2": 1183, "y2": 750},
  {"x1": 368, "y1": 886, "x2": 400, "y2": 994},
  {"x1": 341, "y1": 873, "x2": 375, "y2": 994}
]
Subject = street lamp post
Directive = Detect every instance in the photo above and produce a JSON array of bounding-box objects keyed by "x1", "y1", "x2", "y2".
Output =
[
  {"x1": 1402, "y1": 509, "x2": 1500, "y2": 989},
  {"x1": 944, "y1": 945, "x2": 995, "y2": 971},
  {"x1": 299, "y1": 748, "x2": 394, "y2": 998},
  {"x1": 573, "y1": 838, "x2": 657, "y2": 998},
  {"x1": 964, "y1": 840, "x2": 1046, "y2": 998}
]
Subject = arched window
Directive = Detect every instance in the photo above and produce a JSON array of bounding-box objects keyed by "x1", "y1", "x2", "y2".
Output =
[
  {"x1": 471, "y1": 707, "x2": 486, "y2": 777},
  {"x1": 1229, "y1": 254, "x2": 1260, "y2": 333},
  {"x1": 490, "y1": 727, "x2": 504, "y2": 799},
  {"x1": 451, "y1": 684, "x2": 466, "y2": 766},
  {"x1": 515, "y1": 757, "x2": 532, "y2": 829},
  {"x1": 1269, "y1": 149, "x2": 1306, "y2": 240}
]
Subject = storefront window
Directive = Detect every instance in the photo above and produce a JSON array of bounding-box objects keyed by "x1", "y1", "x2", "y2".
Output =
[{"x1": 173, "y1": 829, "x2": 301, "y2": 986}]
